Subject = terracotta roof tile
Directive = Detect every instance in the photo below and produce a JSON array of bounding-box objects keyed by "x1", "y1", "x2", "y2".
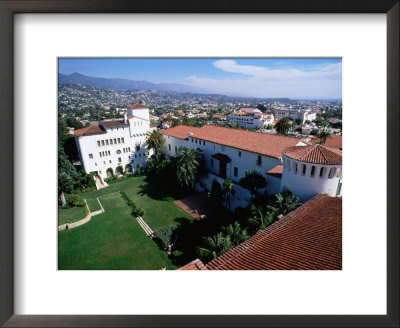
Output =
[
  {"x1": 178, "y1": 259, "x2": 208, "y2": 270},
  {"x1": 266, "y1": 164, "x2": 283, "y2": 178},
  {"x1": 101, "y1": 120, "x2": 129, "y2": 128},
  {"x1": 282, "y1": 144, "x2": 342, "y2": 165},
  {"x1": 74, "y1": 124, "x2": 106, "y2": 137},
  {"x1": 161, "y1": 125, "x2": 300, "y2": 159},
  {"x1": 206, "y1": 194, "x2": 342, "y2": 270},
  {"x1": 126, "y1": 103, "x2": 149, "y2": 109},
  {"x1": 316, "y1": 135, "x2": 342, "y2": 150}
]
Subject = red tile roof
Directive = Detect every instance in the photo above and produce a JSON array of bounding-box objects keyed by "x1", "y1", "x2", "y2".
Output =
[
  {"x1": 240, "y1": 108, "x2": 260, "y2": 113},
  {"x1": 126, "y1": 103, "x2": 149, "y2": 109},
  {"x1": 317, "y1": 135, "x2": 342, "y2": 150},
  {"x1": 73, "y1": 124, "x2": 106, "y2": 137},
  {"x1": 282, "y1": 144, "x2": 342, "y2": 165},
  {"x1": 206, "y1": 194, "x2": 342, "y2": 270},
  {"x1": 161, "y1": 125, "x2": 300, "y2": 159},
  {"x1": 178, "y1": 259, "x2": 207, "y2": 270},
  {"x1": 101, "y1": 120, "x2": 129, "y2": 128},
  {"x1": 266, "y1": 164, "x2": 283, "y2": 178}
]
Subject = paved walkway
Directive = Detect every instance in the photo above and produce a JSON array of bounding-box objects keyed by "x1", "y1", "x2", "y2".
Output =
[
  {"x1": 136, "y1": 216, "x2": 153, "y2": 236},
  {"x1": 95, "y1": 176, "x2": 108, "y2": 190},
  {"x1": 174, "y1": 192, "x2": 216, "y2": 220},
  {"x1": 58, "y1": 199, "x2": 104, "y2": 231}
]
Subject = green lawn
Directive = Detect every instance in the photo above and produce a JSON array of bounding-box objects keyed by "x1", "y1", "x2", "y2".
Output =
[
  {"x1": 58, "y1": 206, "x2": 86, "y2": 226},
  {"x1": 82, "y1": 176, "x2": 193, "y2": 230},
  {"x1": 58, "y1": 176, "x2": 194, "y2": 270}
]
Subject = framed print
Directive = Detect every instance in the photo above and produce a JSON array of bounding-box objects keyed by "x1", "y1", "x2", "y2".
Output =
[{"x1": 0, "y1": 1, "x2": 398, "y2": 327}]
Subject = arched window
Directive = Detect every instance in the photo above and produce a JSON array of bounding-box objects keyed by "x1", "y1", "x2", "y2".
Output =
[
  {"x1": 319, "y1": 167, "x2": 326, "y2": 178},
  {"x1": 286, "y1": 159, "x2": 291, "y2": 171},
  {"x1": 337, "y1": 168, "x2": 342, "y2": 178},
  {"x1": 292, "y1": 162, "x2": 297, "y2": 173},
  {"x1": 310, "y1": 166, "x2": 316, "y2": 177},
  {"x1": 301, "y1": 164, "x2": 307, "y2": 175},
  {"x1": 328, "y1": 167, "x2": 337, "y2": 179}
]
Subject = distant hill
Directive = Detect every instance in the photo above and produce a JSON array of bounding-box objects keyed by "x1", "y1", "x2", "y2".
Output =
[{"x1": 58, "y1": 72, "x2": 213, "y2": 94}]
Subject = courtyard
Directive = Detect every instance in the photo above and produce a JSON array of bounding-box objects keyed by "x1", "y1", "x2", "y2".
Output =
[{"x1": 58, "y1": 176, "x2": 194, "y2": 270}]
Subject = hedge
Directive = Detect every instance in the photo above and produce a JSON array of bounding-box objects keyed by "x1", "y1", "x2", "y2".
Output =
[{"x1": 120, "y1": 191, "x2": 144, "y2": 217}]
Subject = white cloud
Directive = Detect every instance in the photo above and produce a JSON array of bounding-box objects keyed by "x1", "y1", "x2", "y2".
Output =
[{"x1": 187, "y1": 60, "x2": 342, "y2": 99}]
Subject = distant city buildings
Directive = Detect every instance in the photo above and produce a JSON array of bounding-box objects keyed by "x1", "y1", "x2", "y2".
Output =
[
  {"x1": 227, "y1": 108, "x2": 274, "y2": 129},
  {"x1": 274, "y1": 108, "x2": 317, "y2": 123}
]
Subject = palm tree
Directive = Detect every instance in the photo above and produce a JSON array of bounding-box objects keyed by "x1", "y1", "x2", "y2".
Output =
[
  {"x1": 198, "y1": 232, "x2": 232, "y2": 263},
  {"x1": 145, "y1": 129, "x2": 165, "y2": 161},
  {"x1": 239, "y1": 170, "x2": 267, "y2": 199},
  {"x1": 175, "y1": 147, "x2": 202, "y2": 187},
  {"x1": 249, "y1": 206, "x2": 275, "y2": 233},
  {"x1": 272, "y1": 191, "x2": 302, "y2": 216},
  {"x1": 317, "y1": 130, "x2": 331, "y2": 145},
  {"x1": 222, "y1": 179, "x2": 235, "y2": 210},
  {"x1": 223, "y1": 221, "x2": 249, "y2": 246},
  {"x1": 58, "y1": 172, "x2": 74, "y2": 206}
]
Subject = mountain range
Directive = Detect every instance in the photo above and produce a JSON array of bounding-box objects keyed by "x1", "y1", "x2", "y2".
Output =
[{"x1": 58, "y1": 72, "x2": 213, "y2": 94}]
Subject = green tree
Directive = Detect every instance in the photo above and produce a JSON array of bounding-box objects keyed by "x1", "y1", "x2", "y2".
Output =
[
  {"x1": 269, "y1": 191, "x2": 302, "y2": 216},
  {"x1": 175, "y1": 147, "x2": 202, "y2": 188},
  {"x1": 248, "y1": 205, "x2": 275, "y2": 233},
  {"x1": 155, "y1": 225, "x2": 175, "y2": 252},
  {"x1": 58, "y1": 118, "x2": 69, "y2": 136},
  {"x1": 239, "y1": 170, "x2": 267, "y2": 199},
  {"x1": 274, "y1": 118, "x2": 291, "y2": 135},
  {"x1": 198, "y1": 233, "x2": 232, "y2": 263},
  {"x1": 145, "y1": 129, "x2": 165, "y2": 161},
  {"x1": 295, "y1": 118, "x2": 303, "y2": 125},
  {"x1": 66, "y1": 117, "x2": 84, "y2": 130},
  {"x1": 222, "y1": 179, "x2": 235, "y2": 210},
  {"x1": 222, "y1": 221, "x2": 249, "y2": 246},
  {"x1": 317, "y1": 130, "x2": 331, "y2": 145},
  {"x1": 58, "y1": 140, "x2": 78, "y2": 204}
]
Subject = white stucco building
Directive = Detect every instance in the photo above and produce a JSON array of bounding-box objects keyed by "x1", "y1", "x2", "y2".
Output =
[
  {"x1": 227, "y1": 108, "x2": 273, "y2": 129},
  {"x1": 161, "y1": 125, "x2": 342, "y2": 208},
  {"x1": 74, "y1": 102, "x2": 152, "y2": 182},
  {"x1": 274, "y1": 108, "x2": 317, "y2": 123}
]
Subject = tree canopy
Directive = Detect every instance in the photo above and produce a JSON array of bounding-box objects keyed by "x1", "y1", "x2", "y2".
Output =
[
  {"x1": 239, "y1": 170, "x2": 267, "y2": 198},
  {"x1": 145, "y1": 129, "x2": 165, "y2": 161},
  {"x1": 274, "y1": 118, "x2": 291, "y2": 135}
]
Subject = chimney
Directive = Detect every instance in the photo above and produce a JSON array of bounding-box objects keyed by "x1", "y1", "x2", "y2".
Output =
[{"x1": 124, "y1": 113, "x2": 128, "y2": 123}]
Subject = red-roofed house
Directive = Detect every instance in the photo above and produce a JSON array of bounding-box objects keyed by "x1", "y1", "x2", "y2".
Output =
[
  {"x1": 74, "y1": 103, "x2": 152, "y2": 181},
  {"x1": 161, "y1": 124, "x2": 342, "y2": 205}
]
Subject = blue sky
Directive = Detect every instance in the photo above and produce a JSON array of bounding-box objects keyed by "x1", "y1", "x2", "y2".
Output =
[{"x1": 59, "y1": 58, "x2": 342, "y2": 99}]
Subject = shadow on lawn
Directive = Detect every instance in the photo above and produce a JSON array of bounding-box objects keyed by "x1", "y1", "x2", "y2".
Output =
[{"x1": 137, "y1": 176, "x2": 191, "y2": 201}]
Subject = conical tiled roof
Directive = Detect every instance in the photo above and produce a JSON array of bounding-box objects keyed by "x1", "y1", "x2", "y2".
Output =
[{"x1": 282, "y1": 144, "x2": 342, "y2": 165}]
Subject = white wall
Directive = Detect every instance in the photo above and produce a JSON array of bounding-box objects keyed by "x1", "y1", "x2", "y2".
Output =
[
  {"x1": 280, "y1": 155, "x2": 342, "y2": 202},
  {"x1": 76, "y1": 119, "x2": 151, "y2": 179}
]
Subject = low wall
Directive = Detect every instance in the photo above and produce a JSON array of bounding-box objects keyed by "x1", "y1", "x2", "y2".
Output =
[{"x1": 58, "y1": 199, "x2": 104, "y2": 231}]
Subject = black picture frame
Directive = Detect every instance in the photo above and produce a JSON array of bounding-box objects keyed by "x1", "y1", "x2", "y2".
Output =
[{"x1": 0, "y1": 1, "x2": 398, "y2": 327}]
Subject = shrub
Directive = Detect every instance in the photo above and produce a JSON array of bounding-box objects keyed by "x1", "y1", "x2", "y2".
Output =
[
  {"x1": 77, "y1": 199, "x2": 86, "y2": 207},
  {"x1": 155, "y1": 225, "x2": 175, "y2": 250},
  {"x1": 68, "y1": 194, "x2": 80, "y2": 207},
  {"x1": 61, "y1": 204, "x2": 71, "y2": 209},
  {"x1": 83, "y1": 206, "x2": 90, "y2": 217},
  {"x1": 120, "y1": 191, "x2": 144, "y2": 217}
]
